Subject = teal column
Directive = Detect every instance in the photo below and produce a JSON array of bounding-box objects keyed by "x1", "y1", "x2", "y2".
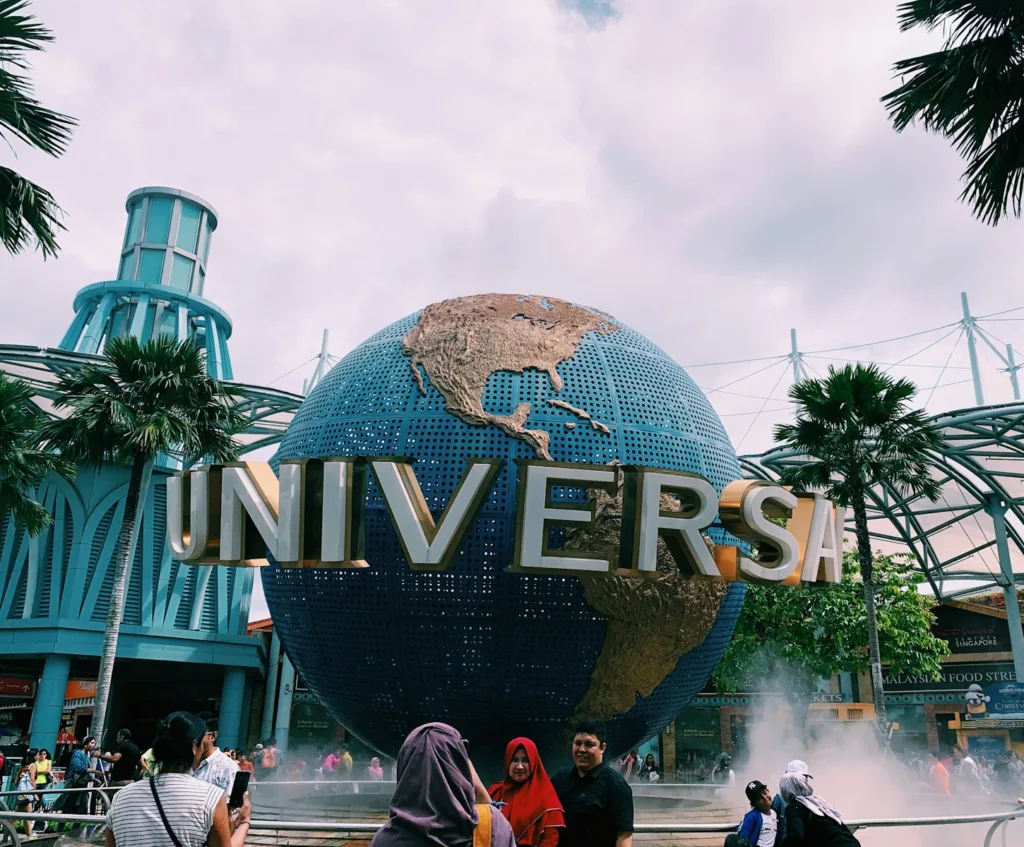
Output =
[
  {"x1": 28, "y1": 655, "x2": 70, "y2": 752},
  {"x1": 273, "y1": 653, "x2": 295, "y2": 751},
  {"x1": 59, "y1": 309, "x2": 90, "y2": 350},
  {"x1": 260, "y1": 630, "x2": 281, "y2": 741},
  {"x1": 78, "y1": 292, "x2": 115, "y2": 354},
  {"x1": 218, "y1": 668, "x2": 246, "y2": 750},
  {"x1": 239, "y1": 676, "x2": 254, "y2": 752}
]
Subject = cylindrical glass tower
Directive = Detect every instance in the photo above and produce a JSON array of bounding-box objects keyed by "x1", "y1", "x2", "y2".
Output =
[{"x1": 58, "y1": 187, "x2": 233, "y2": 379}]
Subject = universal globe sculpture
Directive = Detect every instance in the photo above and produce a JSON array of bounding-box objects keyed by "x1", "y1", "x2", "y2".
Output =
[{"x1": 263, "y1": 294, "x2": 745, "y2": 766}]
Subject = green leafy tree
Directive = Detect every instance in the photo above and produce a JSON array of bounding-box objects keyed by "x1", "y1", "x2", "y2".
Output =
[
  {"x1": 772, "y1": 364, "x2": 942, "y2": 726},
  {"x1": 0, "y1": 0, "x2": 77, "y2": 257},
  {"x1": 0, "y1": 371, "x2": 73, "y2": 534},
  {"x1": 40, "y1": 336, "x2": 245, "y2": 745},
  {"x1": 882, "y1": 2, "x2": 1024, "y2": 225},
  {"x1": 715, "y1": 552, "x2": 950, "y2": 735}
]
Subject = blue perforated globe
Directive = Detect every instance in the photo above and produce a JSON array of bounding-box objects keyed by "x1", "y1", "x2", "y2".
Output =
[{"x1": 263, "y1": 295, "x2": 745, "y2": 765}]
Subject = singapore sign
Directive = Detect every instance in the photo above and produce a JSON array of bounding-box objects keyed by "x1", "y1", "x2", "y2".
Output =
[{"x1": 167, "y1": 458, "x2": 844, "y2": 585}]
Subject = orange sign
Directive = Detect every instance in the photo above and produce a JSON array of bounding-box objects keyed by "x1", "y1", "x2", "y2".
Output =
[{"x1": 64, "y1": 680, "x2": 96, "y2": 700}]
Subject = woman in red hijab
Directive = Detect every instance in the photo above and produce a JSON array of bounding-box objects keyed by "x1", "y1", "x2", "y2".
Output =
[{"x1": 488, "y1": 737, "x2": 565, "y2": 847}]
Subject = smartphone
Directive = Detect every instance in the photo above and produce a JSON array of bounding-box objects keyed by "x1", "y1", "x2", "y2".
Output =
[{"x1": 228, "y1": 771, "x2": 250, "y2": 808}]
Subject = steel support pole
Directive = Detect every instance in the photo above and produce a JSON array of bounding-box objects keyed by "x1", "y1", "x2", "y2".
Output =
[
  {"x1": 1007, "y1": 344, "x2": 1021, "y2": 401},
  {"x1": 790, "y1": 328, "x2": 802, "y2": 384},
  {"x1": 985, "y1": 494, "x2": 1024, "y2": 682},
  {"x1": 961, "y1": 292, "x2": 985, "y2": 406}
]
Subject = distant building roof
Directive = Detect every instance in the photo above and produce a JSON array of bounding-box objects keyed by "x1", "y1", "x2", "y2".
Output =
[
  {"x1": 247, "y1": 618, "x2": 273, "y2": 634},
  {"x1": 941, "y1": 589, "x2": 1024, "y2": 621}
]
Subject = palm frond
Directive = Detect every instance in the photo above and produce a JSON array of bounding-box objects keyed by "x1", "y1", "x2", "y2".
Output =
[
  {"x1": 0, "y1": 0, "x2": 76, "y2": 157},
  {"x1": 43, "y1": 336, "x2": 244, "y2": 470},
  {"x1": 0, "y1": 371, "x2": 75, "y2": 536},
  {"x1": 882, "y1": 2, "x2": 1024, "y2": 224},
  {"x1": 0, "y1": 1, "x2": 54, "y2": 65},
  {"x1": 774, "y1": 364, "x2": 941, "y2": 507},
  {"x1": 0, "y1": 166, "x2": 65, "y2": 257}
]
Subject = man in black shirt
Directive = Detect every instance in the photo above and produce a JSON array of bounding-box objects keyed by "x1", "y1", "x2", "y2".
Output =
[
  {"x1": 551, "y1": 718, "x2": 634, "y2": 847},
  {"x1": 99, "y1": 728, "x2": 141, "y2": 785}
]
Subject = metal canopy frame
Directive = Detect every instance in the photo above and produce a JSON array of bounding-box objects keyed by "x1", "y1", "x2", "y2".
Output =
[
  {"x1": 742, "y1": 401, "x2": 1024, "y2": 681},
  {"x1": 742, "y1": 401, "x2": 1024, "y2": 599}
]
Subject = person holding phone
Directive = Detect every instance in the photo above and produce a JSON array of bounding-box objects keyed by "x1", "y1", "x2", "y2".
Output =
[
  {"x1": 105, "y1": 712, "x2": 250, "y2": 847},
  {"x1": 192, "y1": 715, "x2": 239, "y2": 793}
]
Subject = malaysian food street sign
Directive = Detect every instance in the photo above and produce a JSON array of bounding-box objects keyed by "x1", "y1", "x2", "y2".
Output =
[{"x1": 167, "y1": 459, "x2": 843, "y2": 585}]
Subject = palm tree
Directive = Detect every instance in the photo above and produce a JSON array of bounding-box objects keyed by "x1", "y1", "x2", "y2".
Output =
[
  {"x1": 881, "y1": 2, "x2": 1024, "y2": 225},
  {"x1": 773, "y1": 364, "x2": 942, "y2": 728},
  {"x1": 1, "y1": 0, "x2": 76, "y2": 257},
  {"x1": 40, "y1": 336, "x2": 246, "y2": 745},
  {"x1": 0, "y1": 372, "x2": 73, "y2": 534}
]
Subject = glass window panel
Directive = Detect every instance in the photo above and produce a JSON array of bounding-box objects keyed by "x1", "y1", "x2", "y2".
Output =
[
  {"x1": 203, "y1": 219, "x2": 213, "y2": 263},
  {"x1": 169, "y1": 253, "x2": 194, "y2": 291},
  {"x1": 138, "y1": 249, "x2": 165, "y2": 284},
  {"x1": 117, "y1": 251, "x2": 136, "y2": 280},
  {"x1": 176, "y1": 202, "x2": 201, "y2": 252},
  {"x1": 125, "y1": 201, "x2": 142, "y2": 247},
  {"x1": 145, "y1": 197, "x2": 173, "y2": 244},
  {"x1": 109, "y1": 304, "x2": 129, "y2": 339},
  {"x1": 196, "y1": 268, "x2": 206, "y2": 296},
  {"x1": 158, "y1": 309, "x2": 177, "y2": 337}
]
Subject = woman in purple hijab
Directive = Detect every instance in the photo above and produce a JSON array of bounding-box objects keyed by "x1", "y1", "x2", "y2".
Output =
[{"x1": 371, "y1": 723, "x2": 516, "y2": 847}]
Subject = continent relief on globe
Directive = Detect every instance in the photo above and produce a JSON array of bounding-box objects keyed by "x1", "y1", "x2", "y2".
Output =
[
  {"x1": 564, "y1": 474, "x2": 726, "y2": 724},
  {"x1": 402, "y1": 294, "x2": 618, "y2": 459},
  {"x1": 403, "y1": 293, "x2": 727, "y2": 727}
]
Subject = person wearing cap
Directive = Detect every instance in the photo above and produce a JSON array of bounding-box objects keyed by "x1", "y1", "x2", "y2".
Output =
[{"x1": 738, "y1": 781, "x2": 780, "y2": 847}]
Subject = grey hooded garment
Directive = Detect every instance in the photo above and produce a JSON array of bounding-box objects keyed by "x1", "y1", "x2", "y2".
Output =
[{"x1": 370, "y1": 723, "x2": 516, "y2": 847}]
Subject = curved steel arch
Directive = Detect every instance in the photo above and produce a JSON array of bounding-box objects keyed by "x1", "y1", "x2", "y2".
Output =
[{"x1": 741, "y1": 401, "x2": 1024, "y2": 599}]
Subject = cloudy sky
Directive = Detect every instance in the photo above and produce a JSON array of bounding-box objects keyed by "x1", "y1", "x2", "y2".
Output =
[{"x1": 4, "y1": 1, "x2": 1024, "y2": 614}]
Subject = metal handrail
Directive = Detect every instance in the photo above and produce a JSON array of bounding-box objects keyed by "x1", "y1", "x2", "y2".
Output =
[
  {"x1": 0, "y1": 803, "x2": 1020, "y2": 835},
  {"x1": 0, "y1": 786, "x2": 117, "y2": 797}
]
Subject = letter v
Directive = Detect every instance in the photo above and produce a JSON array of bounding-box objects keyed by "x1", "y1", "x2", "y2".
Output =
[{"x1": 371, "y1": 458, "x2": 500, "y2": 570}]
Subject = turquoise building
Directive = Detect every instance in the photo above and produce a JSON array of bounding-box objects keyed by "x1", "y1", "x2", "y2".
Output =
[{"x1": 0, "y1": 188, "x2": 296, "y2": 754}]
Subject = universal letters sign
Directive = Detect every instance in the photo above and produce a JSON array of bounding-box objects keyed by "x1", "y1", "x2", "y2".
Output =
[{"x1": 167, "y1": 459, "x2": 844, "y2": 585}]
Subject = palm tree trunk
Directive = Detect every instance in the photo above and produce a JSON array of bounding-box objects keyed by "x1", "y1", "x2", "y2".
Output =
[
  {"x1": 851, "y1": 496, "x2": 887, "y2": 730},
  {"x1": 91, "y1": 455, "x2": 151, "y2": 748}
]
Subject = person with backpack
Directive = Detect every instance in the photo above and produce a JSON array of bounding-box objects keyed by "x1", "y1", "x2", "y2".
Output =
[{"x1": 259, "y1": 739, "x2": 279, "y2": 780}]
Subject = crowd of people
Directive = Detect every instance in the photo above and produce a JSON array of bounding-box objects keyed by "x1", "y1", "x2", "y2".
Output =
[
  {"x1": 8, "y1": 715, "x2": 1024, "y2": 846},
  {"x1": 919, "y1": 744, "x2": 1024, "y2": 796},
  {"x1": 8, "y1": 716, "x2": 252, "y2": 843}
]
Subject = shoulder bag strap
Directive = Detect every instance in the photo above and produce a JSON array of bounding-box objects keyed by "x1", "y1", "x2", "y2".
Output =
[
  {"x1": 149, "y1": 776, "x2": 186, "y2": 847},
  {"x1": 473, "y1": 803, "x2": 492, "y2": 847}
]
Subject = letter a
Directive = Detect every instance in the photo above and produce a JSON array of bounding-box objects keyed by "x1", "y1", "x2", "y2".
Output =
[{"x1": 800, "y1": 495, "x2": 844, "y2": 583}]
